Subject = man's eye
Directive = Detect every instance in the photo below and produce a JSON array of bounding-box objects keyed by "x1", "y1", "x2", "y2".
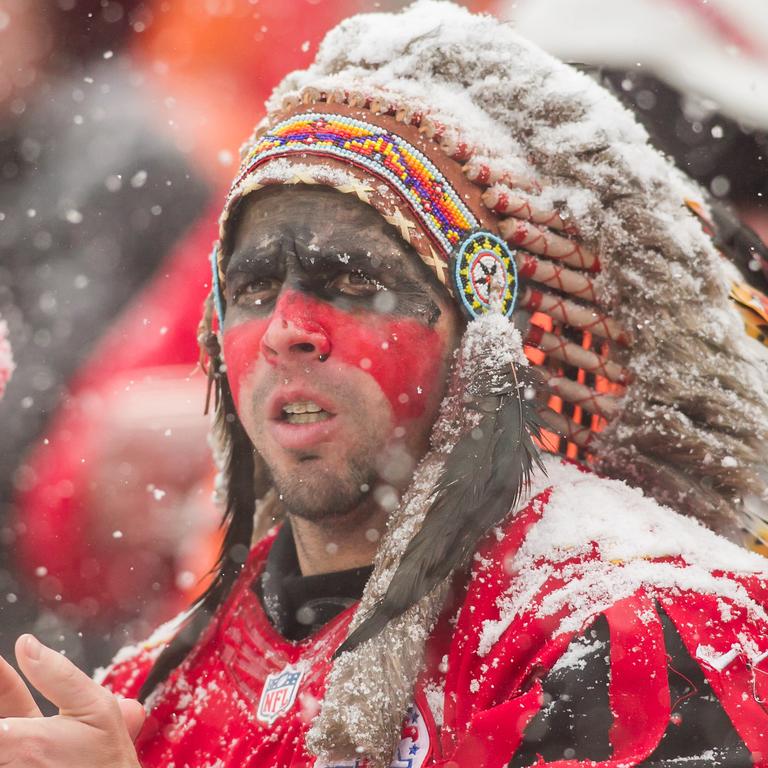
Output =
[
  {"x1": 232, "y1": 278, "x2": 281, "y2": 306},
  {"x1": 328, "y1": 271, "x2": 381, "y2": 297}
]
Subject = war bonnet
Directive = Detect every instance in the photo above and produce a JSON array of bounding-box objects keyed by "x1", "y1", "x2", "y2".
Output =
[{"x1": 204, "y1": 0, "x2": 768, "y2": 535}]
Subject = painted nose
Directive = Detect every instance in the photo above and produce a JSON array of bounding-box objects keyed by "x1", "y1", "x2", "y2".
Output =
[{"x1": 260, "y1": 314, "x2": 331, "y2": 364}]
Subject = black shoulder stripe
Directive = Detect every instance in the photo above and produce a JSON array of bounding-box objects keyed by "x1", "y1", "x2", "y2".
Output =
[
  {"x1": 509, "y1": 614, "x2": 612, "y2": 766},
  {"x1": 640, "y1": 604, "x2": 751, "y2": 767},
  {"x1": 508, "y1": 604, "x2": 752, "y2": 767}
]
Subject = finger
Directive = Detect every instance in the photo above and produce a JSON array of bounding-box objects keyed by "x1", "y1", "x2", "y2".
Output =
[
  {"x1": 15, "y1": 635, "x2": 112, "y2": 722},
  {"x1": 116, "y1": 697, "x2": 146, "y2": 741},
  {"x1": 0, "y1": 715, "x2": 38, "y2": 765},
  {"x1": 0, "y1": 656, "x2": 42, "y2": 718}
]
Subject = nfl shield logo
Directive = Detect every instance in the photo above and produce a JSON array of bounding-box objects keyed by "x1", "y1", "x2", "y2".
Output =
[{"x1": 257, "y1": 666, "x2": 303, "y2": 725}]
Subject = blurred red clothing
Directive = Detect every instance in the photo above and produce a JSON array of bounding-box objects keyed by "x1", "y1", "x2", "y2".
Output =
[
  {"x1": 15, "y1": 208, "x2": 218, "y2": 626},
  {"x1": 13, "y1": 0, "x2": 364, "y2": 631}
]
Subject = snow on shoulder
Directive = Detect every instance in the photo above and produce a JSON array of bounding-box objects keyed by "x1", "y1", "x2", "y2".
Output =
[{"x1": 478, "y1": 457, "x2": 768, "y2": 656}]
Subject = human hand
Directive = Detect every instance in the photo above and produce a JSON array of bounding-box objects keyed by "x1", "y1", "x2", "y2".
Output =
[{"x1": 0, "y1": 634, "x2": 144, "y2": 767}]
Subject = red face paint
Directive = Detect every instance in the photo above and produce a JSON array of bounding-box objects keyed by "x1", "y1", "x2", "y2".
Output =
[
  {"x1": 222, "y1": 316, "x2": 269, "y2": 411},
  {"x1": 222, "y1": 290, "x2": 445, "y2": 422}
]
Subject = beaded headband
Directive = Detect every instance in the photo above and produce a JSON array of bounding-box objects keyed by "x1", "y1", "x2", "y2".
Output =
[
  {"x1": 232, "y1": 112, "x2": 477, "y2": 253},
  {"x1": 212, "y1": 111, "x2": 518, "y2": 324}
]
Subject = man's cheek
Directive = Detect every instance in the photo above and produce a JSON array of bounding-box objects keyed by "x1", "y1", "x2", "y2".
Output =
[
  {"x1": 222, "y1": 319, "x2": 269, "y2": 411},
  {"x1": 337, "y1": 317, "x2": 445, "y2": 423}
]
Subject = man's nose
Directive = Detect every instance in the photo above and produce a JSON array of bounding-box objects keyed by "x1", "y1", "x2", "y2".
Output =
[{"x1": 260, "y1": 301, "x2": 331, "y2": 364}]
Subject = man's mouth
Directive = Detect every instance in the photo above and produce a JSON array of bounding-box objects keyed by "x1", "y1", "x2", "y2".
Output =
[
  {"x1": 280, "y1": 400, "x2": 333, "y2": 425},
  {"x1": 267, "y1": 391, "x2": 339, "y2": 449}
]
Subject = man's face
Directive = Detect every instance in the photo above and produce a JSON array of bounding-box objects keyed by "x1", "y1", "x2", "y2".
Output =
[{"x1": 221, "y1": 186, "x2": 462, "y2": 522}]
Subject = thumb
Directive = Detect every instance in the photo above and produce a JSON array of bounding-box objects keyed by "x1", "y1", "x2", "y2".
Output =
[
  {"x1": 117, "y1": 696, "x2": 147, "y2": 741},
  {"x1": 15, "y1": 635, "x2": 112, "y2": 720}
]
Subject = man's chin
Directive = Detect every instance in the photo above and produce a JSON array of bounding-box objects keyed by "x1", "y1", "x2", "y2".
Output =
[
  {"x1": 271, "y1": 468, "x2": 373, "y2": 523},
  {"x1": 278, "y1": 487, "x2": 370, "y2": 523}
]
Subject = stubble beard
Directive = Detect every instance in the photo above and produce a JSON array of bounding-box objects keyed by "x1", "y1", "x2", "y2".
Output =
[{"x1": 266, "y1": 450, "x2": 379, "y2": 524}]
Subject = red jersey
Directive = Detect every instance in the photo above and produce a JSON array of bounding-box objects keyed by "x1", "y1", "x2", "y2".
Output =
[{"x1": 101, "y1": 462, "x2": 768, "y2": 767}]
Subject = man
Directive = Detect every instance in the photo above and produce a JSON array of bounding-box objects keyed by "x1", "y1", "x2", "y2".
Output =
[{"x1": 2, "y1": 2, "x2": 768, "y2": 767}]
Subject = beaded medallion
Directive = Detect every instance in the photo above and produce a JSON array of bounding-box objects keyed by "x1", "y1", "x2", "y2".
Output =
[
  {"x1": 232, "y1": 112, "x2": 478, "y2": 255},
  {"x1": 453, "y1": 231, "x2": 518, "y2": 319}
]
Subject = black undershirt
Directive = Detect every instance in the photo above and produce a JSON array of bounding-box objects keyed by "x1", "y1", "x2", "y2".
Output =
[{"x1": 254, "y1": 523, "x2": 373, "y2": 642}]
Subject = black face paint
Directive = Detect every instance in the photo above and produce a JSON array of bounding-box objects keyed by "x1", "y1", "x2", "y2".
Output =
[
  {"x1": 223, "y1": 185, "x2": 457, "y2": 334},
  {"x1": 227, "y1": 232, "x2": 445, "y2": 326}
]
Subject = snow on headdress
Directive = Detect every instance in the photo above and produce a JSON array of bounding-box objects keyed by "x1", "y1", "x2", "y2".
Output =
[{"x1": 195, "y1": 1, "x2": 768, "y2": 763}]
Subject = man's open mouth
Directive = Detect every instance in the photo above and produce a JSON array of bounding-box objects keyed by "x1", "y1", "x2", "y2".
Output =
[{"x1": 280, "y1": 401, "x2": 333, "y2": 425}]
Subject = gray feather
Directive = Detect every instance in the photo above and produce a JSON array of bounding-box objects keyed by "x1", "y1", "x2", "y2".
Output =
[{"x1": 335, "y1": 364, "x2": 545, "y2": 657}]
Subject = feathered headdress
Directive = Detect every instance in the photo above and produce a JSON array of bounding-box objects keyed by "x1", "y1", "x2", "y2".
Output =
[{"x1": 142, "y1": 2, "x2": 768, "y2": 764}]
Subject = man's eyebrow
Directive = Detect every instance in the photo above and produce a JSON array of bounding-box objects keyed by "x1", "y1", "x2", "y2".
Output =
[
  {"x1": 297, "y1": 245, "x2": 393, "y2": 273},
  {"x1": 225, "y1": 241, "x2": 284, "y2": 278}
]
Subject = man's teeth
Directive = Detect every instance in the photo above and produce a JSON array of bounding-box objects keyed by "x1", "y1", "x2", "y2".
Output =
[
  {"x1": 284, "y1": 412, "x2": 330, "y2": 424},
  {"x1": 283, "y1": 401, "x2": 323, "y2": 414},
  {"x1": 281, "y1": 401, "x2": 330, "y2": 424}
]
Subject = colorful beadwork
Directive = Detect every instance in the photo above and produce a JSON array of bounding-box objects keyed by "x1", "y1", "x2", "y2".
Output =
[
  {"x1": 211, "y1": 245, "x2": 225, "y2": 326},
  {"x1": 231, "y1": 112, "x2": 478, "y2": 255},
  {"x1": 453, "y1": 231, "x2": 518, "y2": 319}
]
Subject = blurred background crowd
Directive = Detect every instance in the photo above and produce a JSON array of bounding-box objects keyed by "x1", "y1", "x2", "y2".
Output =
[{"x1": 0, "y1": 0, "x2": 766, "y2": 696}]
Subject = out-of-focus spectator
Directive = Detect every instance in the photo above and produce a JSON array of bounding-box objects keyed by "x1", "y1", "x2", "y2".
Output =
[
  {"x1": 14, "y1": 212, "x2": 218, "y2": 652},
  {"x1": 0, "y1": 0, "x2": 209, "y2": 670}
]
